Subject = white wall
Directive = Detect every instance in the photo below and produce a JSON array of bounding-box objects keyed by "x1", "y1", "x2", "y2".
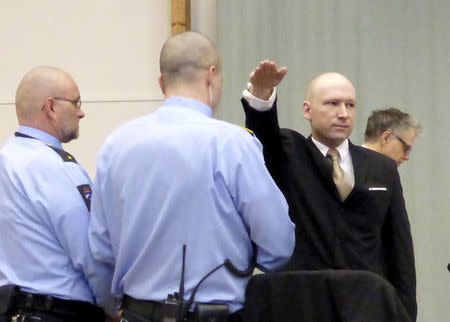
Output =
[{"x1": 0, "y1": 0, "x2": 171, "y2": 176}]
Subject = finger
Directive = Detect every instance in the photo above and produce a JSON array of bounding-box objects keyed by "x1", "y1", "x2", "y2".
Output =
[
  {"x1": 278, "y1": 67, "x2": 288, "y2": 75},
  {"x1": 272, "y1": 70, "x2": 287, "y2": 86},
  {"x1": 277, "y1": 67, "x2": 288, "y2": 80},
  {"x1": 260, "y1": 61, "x2": 276, "y2": 71}
]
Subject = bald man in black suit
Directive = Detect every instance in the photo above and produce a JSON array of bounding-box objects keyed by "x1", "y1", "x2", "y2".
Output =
[{"x1": 241, "y1": 61, "x2": 416, "y2": 321}]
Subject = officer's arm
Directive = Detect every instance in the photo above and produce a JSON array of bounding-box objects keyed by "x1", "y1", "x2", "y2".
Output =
[
  {"x1": 27, "y1": 158, "x2": 118, "y2": 317},
  {"x1": 88, "y1": 151, "x2": 119, "y2": 317},
  {"x1": 224, "y1": 130, "x2": 295, "y2": 271}
]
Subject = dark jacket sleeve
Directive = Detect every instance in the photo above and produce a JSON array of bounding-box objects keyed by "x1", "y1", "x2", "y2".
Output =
[
  {"x1": 241, "y1": 97, "x2": 283, "y2": 181},
  {"x1": 382, "y1": 168, "x2": 417, "y2": 320}
]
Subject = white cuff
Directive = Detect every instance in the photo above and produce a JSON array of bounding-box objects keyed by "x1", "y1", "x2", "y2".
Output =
[{"x1": 242, "y1": 83, "x2": 277, "y2": 111}]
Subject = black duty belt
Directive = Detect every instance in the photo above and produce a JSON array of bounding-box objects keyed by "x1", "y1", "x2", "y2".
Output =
[
  {"x1": 122, "y1": 295, "x2": 165, "y2": 321},
  {"x1": 123, "y1": 295, "x2": 242, "y2": 322},
  {"x1": 2, "y1": 287, "x2": 104, "y2": 320}
]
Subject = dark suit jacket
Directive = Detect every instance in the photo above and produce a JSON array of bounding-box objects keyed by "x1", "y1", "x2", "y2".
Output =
[{"x1": 242, "y1": 98, "x2": 417, "y2": 320}]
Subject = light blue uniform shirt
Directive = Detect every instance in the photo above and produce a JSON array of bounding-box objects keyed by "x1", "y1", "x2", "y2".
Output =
[
  {"x1": 0, "y1": 126, "x2": 116, "y2": 314},
  {"x1": 89, "y1": 97, "x2": 295, "y2": 312}
]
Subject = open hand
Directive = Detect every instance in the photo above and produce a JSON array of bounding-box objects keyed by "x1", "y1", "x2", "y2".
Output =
[{"x1": 249, "y1": 61, "x2": 288, "y2": 100}]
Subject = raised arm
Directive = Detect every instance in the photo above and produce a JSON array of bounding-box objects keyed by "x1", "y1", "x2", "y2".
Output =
[{"x1": 241, "y1": 61, "x2": 288, "y2": 180}]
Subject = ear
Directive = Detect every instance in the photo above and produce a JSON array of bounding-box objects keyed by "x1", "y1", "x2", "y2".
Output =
[
  {"x1": 380, "y1": 131, "x2": 391, "y2": 146},
  {"x1": 42, "y1": 97, "x2": 56, "y2": 117},
  {"x1": 206, "y1": 65, "x2": 215, "y2": 86},
  {"x1": 303, "y1": 101, "x2": 312, "y2": 120},
  {"x1": 158, "y1": 74, "x2": 166, "y2": 95}
]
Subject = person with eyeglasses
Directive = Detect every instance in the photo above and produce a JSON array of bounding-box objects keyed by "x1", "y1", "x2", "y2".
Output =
[
  {"x1": 363, "y1": 108, "x2": 421, "y2": 166},
  {"x1": 0, "y1": 66, "x2": 119, "y2": 321}
]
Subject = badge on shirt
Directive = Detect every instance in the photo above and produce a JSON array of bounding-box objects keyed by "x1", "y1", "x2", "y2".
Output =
[{"x1": 77, "y1": 184, "x2": 92, "y2": 211}]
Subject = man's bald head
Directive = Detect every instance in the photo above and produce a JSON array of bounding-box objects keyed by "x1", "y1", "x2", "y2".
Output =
[
  {"x1": 15, "y1": 66, "x2": 84, "y2": 143},
  {"x1": 159, "y1": 31, "x2": 221, "y2": 86},
  {"x1": 15, "y1": 66, "x2": 76, "y2": 124},
  {"x1": 305, "y1": 72, "x2": 355, "y2": 101}
]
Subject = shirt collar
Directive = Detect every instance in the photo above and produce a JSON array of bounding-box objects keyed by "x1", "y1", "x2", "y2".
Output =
[
  {"x1": 163, "y1": 97, "x2": 213, "y2": 118},
  {"x1": 17, "y1": 125, "x2": 63, "y2": 149},
  {"x1": 311, "y1": 136, "x2": 350, "y2": 161}
]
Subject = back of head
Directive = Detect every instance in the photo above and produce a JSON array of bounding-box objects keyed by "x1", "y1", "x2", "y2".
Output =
[
  {"x1": 15, "y1": 66, "x2": 73, "y2": 124},
  {"x1": 159, "y1": 31, "x2": 221, "y2": 87},
  {"x1": 364, "y1": 107, "x2": 421, "y2": 142}
]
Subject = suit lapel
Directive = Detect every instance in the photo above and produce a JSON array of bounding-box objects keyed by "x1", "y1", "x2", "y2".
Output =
[
  {"x1": 349, "y1": 141, "x2": 368, "y2": 186},
  {"x1": 305, "y1": 136, "x2": 341, "y2": 199}
]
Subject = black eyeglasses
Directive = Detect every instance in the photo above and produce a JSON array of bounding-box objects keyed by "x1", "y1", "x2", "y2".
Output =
[
  {"x1": 53, "y1": 97, "x2": 82, "y2": 109},
  {"x1": 392, "y1": 133, "x2": 412, "y2": 154}
]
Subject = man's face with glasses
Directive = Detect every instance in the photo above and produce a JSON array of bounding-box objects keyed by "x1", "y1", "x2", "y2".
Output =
[
  {"x1": 384, "y1": 127, "x2": 417, "y2": 166},
  {"x1": 49, "y1": 79, "x2": 85, "y2": 143}
]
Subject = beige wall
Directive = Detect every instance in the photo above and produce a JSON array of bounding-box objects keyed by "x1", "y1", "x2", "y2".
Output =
[
  {"x1": 191, "y1": 0, "x2": 216, "y2": 40},
  {"x1": 0, "y1": 0, "x2": 171, "y2": 176}
]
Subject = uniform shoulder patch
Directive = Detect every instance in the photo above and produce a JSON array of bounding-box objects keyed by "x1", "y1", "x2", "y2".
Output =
[
  {"x1": 77, "y1": 184, "x2": 92, "y2": 211},
  {"x1": 240, "y1": 126, "x2": 255, "y2": 137},
  {"x1": 47, "y1": 145, "x2": 78, "y2": 163}
]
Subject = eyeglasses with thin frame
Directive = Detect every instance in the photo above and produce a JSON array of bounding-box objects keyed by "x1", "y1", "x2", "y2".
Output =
[
  {"x1": 53, "y1": 97, "x2": 82, "y2": 109},
  {"x1": 391, "y1": 133, "x2": 412, "y2": 154}
]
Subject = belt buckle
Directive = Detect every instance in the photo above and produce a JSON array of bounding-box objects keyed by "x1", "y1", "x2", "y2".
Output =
[
  {"x1": 44, "y1": 295, "x2": 54, "y2": 311},
  {"x1": 11, "y1": 314, "x2": 25, "y2": 322}
]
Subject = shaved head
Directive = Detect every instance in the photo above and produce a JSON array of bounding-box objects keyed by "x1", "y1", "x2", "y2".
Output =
[
  {"x1": 306, "y1": 73, "x2": 355, "y2": 101},
  {"x1": 15, "y1": 66, "x2": 76, "y2": 124},
  {"x1": 159, "y1": 31, "x2": 221, "y2": 86},
  {"x1": 15, "y1": 66, "x2": 84, "y2": 142}
]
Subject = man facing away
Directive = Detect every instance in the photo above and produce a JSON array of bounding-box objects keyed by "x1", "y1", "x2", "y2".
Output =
[
  {"x1": 0, "y1": 66, "x2": 118, "y2": 321},
  {"x1": 364, "y1": 107, "x2": 421, "y2": 166},
  {"x1": 241, "y1": 61, "x2": 417, "y2": 320},
  {"x1": 88, "y1": 32, "x2": 295, "y2": 322}
]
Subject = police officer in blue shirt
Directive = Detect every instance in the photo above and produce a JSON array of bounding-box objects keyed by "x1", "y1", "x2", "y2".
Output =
[
  {"x1": 0, "y1": 67, "x2": 119, "y2": 321},
  {"x1": 88, "y1": 31, "x2": 296, "y2": 322}
]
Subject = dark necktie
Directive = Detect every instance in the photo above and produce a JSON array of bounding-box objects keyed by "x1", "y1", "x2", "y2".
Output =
[{"x1": 326, "y1": 148, "x2": 352, "y2": 201}]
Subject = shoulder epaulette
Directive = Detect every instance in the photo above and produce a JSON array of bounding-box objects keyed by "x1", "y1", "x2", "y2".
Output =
[
  {"x1": 47, "y1": 145, "x2": 77, "y2": 163},
  {"x1": 240, "y1": 126, "x2": 255, "y2": 137}
]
